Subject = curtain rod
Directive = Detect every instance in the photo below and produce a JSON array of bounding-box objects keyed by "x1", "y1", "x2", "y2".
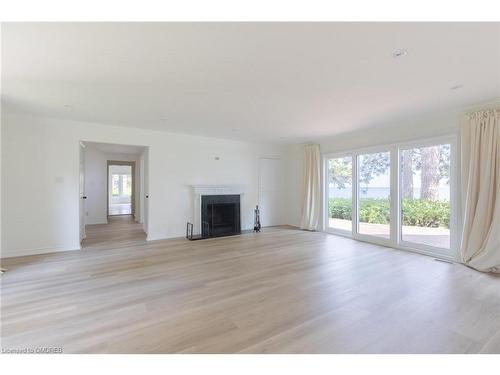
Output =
[{"x1": 465, "y1": 108, "x2": 500, "y2": 119}]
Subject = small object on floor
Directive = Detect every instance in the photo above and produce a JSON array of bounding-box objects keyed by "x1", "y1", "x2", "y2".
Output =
[
  {"x1": 254, "y1": 205, "x2": 261, "y2": 232},
  {"x1": 0, "y1": 268, "x2": 7, "y2": 274},
  {"x1": 186, "y1": 222, "x2": 194, "y2": 240}
]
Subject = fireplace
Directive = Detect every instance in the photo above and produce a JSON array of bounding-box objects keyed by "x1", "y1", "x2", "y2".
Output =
[{"x1": 201, "y1": 195, "x2": 241, "y2": 238}]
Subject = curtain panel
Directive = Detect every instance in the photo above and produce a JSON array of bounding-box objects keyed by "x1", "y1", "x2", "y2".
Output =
[
  {"x1": 460, "y1": 109, "x2": 500, "y2": 273},
  {"x1": 300, "y1": 144, "x2": 321, "y2": 231}
]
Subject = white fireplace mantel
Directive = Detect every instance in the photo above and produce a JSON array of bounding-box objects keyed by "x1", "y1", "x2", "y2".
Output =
[
  {"x1": 192, "y1": 184, "x2": 245, "y2": 196},
  {"x1": 191, "y1": 185, "x2": 245, "y2": 235}
]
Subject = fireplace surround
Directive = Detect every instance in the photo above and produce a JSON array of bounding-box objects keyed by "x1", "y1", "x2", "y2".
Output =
[{"x1": 191, "y1": 185, "x2": 245, "y2": 238}]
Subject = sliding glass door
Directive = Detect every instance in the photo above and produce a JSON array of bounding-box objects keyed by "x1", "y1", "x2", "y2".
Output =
[
  {"x1": 324, "y1": 136, "x2": 456, "y2": 259},
  {"x1": 357, "y1": 151, "x2": 391, "y2": 240},
  {"x1": 399, "y1": 142, "x2": 452, "y2": 252},
  {"x1": 326, "y1": 156, "x2": 353, "y2": 233}
]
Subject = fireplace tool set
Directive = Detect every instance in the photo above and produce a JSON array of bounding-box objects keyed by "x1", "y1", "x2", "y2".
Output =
[{"x1": 254, "y1": 205, "x2": 261, "y2": 232}]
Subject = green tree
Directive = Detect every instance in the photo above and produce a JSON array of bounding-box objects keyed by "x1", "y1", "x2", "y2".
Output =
[
  {"x1": 421, "y1": 146, "x2": 441, "y2": 200},
  {"x1": 439, "y1": 144, "x2": 450, "y2": 184},
  {"x1": 402, "y1": 145, "x2": 450, "y2": 201},
  {"x1": 401, "y1": 149, "x2": 415, "y2": 199},
  {"x1": 359, "y1": 152, "x2": 390, "y2": 188},
  {"x1": 330, "y1": 146, "x2": 450, "y2": 201},
  {"x1": 329, "y1": 157, "x2": 352, "y2": 189}
]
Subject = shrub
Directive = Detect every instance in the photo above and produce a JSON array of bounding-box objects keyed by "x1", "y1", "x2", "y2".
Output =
[
  {"x1": 329, "y1": 197, "x2": 352, "y2": 221},
  {"x1": 359, "y1": 198, "x2": 390, "y2": 224},
  {"x1": 329, "y1": 198, "x2": 450, "y2": 228},
  {"x1": 401, "y1": 199, "x2": 450, "y2": 228}
]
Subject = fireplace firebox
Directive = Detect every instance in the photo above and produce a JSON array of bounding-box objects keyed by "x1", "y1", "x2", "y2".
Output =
[{"x1": 201, "y1": 195, "x2": 241, "y2": 238}]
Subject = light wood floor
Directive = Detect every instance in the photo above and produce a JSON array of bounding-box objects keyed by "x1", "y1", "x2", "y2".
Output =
[
  {"x1": 1, "y1": 220, "x2": 499, "y2": 354},
  {"x1": 82, "y1": 215, "x2": 146, "y2": 250}
]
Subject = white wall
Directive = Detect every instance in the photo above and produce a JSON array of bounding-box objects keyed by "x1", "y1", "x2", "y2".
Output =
[
  {"x1": 283, "y1": 144, "x2": 304, "y2": 228},
  {"x1": 258, "y1": 158, "x2": 284, "y2": 227},
  {"x1": 1, "y1": 113, "x2": 285, "y2": 258},
  {"x1": 319, "y1": 110, "x2": 462, "y2": 154},
  {"x1": 84, "y1": 146, "x2": 142, "y2": 225}
]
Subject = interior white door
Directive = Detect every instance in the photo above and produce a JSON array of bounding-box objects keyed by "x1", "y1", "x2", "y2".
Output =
[
  {"x1": 259, "y1": 158, "x2": 282, "y2": 227},
  {"x1": 79, "y1": 143, "x2": 86, "y2": 242},
  {"x1": 143, "y1": 148, "x2": 149, "y2": 235}
]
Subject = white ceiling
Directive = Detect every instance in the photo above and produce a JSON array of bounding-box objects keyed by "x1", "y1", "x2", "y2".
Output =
[{"x1": 2, "y1": 22, "x2": 499, "y2": 143}]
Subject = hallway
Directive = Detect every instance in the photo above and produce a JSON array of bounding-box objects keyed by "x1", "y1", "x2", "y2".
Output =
[{"x1": 82, "y1": 215, "x2": 147, "y2": 250}]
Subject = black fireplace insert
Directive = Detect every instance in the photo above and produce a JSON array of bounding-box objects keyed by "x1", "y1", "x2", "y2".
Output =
[{"x1": 201, "y1": 195, "x2": 241, "y2": 238}]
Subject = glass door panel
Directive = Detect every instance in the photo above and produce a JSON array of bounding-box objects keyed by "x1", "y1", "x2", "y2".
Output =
[
  {"x1": 327, "y1": 156, "x2": 353, "y2": 232},
  {"x1": 357, "y1": 152, "x2": 391, "y2": 239},
  {"x1": 400, "y1": 144, "x2": 451, "y2": 249}
]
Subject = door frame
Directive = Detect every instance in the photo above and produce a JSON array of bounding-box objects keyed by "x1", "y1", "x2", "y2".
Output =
[
  {"x1": 79, "y1": 142, "x2": 86, "y2": 243},
  {"x1": 323, "y1": 151, "x2": 355, "y2": 236},
  {"x1": 396, "y1": 135, "x2": 459, "y2": 260},
  {"x1": 323, "y1": 146, "x2": 396, "y2": 249},
  {"x1": 107, "y1": 160, "x2": 136, "y2": 217},
  {"x1": 352, "y1": 146, "x2": 397, "y2": 248}
]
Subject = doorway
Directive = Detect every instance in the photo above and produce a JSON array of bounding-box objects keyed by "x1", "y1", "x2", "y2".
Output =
[
  {"x1": 107, "y1": 161, "x2": 135, "y2": 216},
  {"x1": 78, "y1": 141, "x2": 149, "y2": 250}
]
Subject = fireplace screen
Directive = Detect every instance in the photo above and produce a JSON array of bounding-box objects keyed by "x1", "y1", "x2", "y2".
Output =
[{"x1": 201, "y1": 195, "x2": 241, "y2": 238}]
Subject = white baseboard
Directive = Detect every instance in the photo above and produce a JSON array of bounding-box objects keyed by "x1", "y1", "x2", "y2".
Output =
[
  {"x1": 1, "y1": 244, "x2": 80, "y2": 259},
  {"x1": 85, "y1": 217, "x2": 108, "y2": 225},
  {"x1": 146, "y1": 234, "x2": 170, "y2": 242}
]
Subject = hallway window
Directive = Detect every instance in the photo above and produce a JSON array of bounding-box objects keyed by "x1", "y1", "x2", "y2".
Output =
[
  {"x1": 109, "y1": 165, "x2": 133, "y2": 216},
  {"x1": 112, "y1": 175, "x2": 121, "y2": 196}
]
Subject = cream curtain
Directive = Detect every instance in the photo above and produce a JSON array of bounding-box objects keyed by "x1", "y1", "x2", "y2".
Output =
[
  {"x1": 460, "y1": 109, "x2": 500, "y2": 273},
  {"x1": 300, "y1": 144, "x2": 321, "y2": 231}
]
